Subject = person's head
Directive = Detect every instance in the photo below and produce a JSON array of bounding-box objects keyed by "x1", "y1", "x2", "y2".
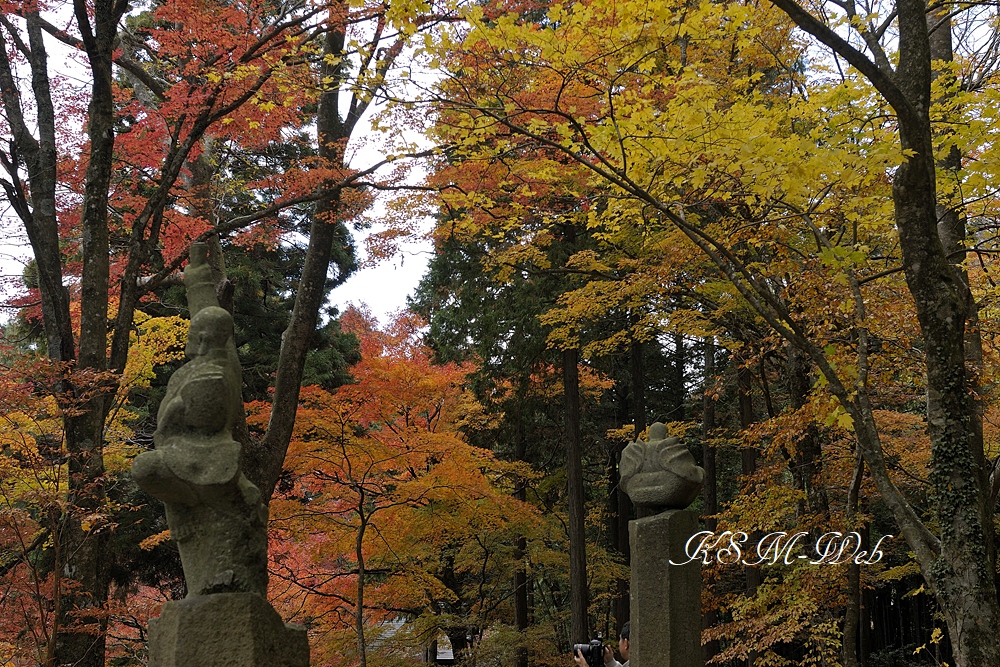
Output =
[
  {"x1": 186, "y1": 307, "x2": 233, "y2": 358},
  {"x1": 619, "y1": 622, "x2": 630, "y2": 660}
]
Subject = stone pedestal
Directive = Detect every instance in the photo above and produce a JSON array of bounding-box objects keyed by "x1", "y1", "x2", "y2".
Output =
[
  {"x1": 629, "y1": 509, "x2": 701, "y2": 667},
  {"x1": 148, "y1": 593, "x2": 309, "y2": 667}
]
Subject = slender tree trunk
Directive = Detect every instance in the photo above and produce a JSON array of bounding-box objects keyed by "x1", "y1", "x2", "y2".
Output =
[
  {"x1": 356, "y1": 513, "x2": 368, "y2": 667},
  {"x1": 668, "y1": 333, "x2": 685, "y2": 420},
  {"x1": 788, "y1": 347, "x2": 828, "y2": 516},
  {"x1": 737, "y1": 360, "x2": 759, "y2": 667},
  {"x1": 894, "y1": 0, "x2": 1000, "y2": 650},
  {"x1": 258, "y1": 12, "x2": 357, "y2": 499},
  {"x1": 843, "y1": 448, "x2": 864, "y2": 667},
  {"x1": 702, "y1": 339, "x2": 717, "y2": 531},
  {"x1": 738, "y1": 362, "x2": 757, "y2": 477},
  {"x1": 702, "y1": 338, "x2": 718, "y2": 665},
  {"x1": 609, "y1": 337, "x2": 644, "y2": 630},
  {"x1": 564, "y1": 347, "x2": 590, "y2": 643},
  {"x1": 58, "y1": 0, "x2": 119, "y2": 654},
  {"x1": 514, "y1": 419, "x2": 530, "y2": 667},
  {"x1": 928, "y1": 7, "x2": 993, "y2": 572},
  {"x1": 0, "y1": 14, "x2": 75, "y2": 365}
]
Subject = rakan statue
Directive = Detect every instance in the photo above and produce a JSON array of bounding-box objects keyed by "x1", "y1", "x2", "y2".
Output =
[
  {"x1": 132, "y1": 243, "x2": 308, "y2": 667},
  {"x1": 619, "y1": 424, "x2": 704, "y2": 667},
  {"x1": 620, "y1": 422, "x2": 704, "y2": 511},
  {"x1": 132, "y1": 245, "x2": 267, "y2": 595}
]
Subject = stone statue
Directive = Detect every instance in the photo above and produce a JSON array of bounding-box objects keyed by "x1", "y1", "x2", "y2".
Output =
[
  {"x1": 620, "y1": 422, "x2": 704, "y2": 511},
  {"x1": 131, "y1": 243, "x2": 268, "y2": 597},
  {"x1": 134, "y1": 243, "x2": 308, "y2": 666},
  {"x1": 621, "y1": 422, "x2": 705, "y2": 667}
]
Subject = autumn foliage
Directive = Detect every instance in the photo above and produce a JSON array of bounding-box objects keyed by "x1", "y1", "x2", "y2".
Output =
[
  {"x1": 4, "y1": 0, "x2": 1000, "y2": 661},
  {"x1": 253, "y1": 310, "x2": 540, "y2": 667}
]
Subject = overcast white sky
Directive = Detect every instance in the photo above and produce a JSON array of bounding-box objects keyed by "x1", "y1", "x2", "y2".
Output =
[
  {"x1": 0, "y1": 162, "x2": 433, "y2": 328},
  {"x1": 330, "y1": 228, "x2": 432, "y2": 324}
]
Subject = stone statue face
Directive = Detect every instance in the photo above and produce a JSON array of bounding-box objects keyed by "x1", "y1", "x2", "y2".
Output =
[{"x1": 186, "y1": 307, "x2": 233, "y2": 358}]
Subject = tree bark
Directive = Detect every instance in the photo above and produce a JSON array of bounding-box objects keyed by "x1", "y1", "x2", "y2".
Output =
[
  {"x1": 257, "y1": 5, "x2": 359, "y2": 500},
  {"x1": 702, "y1": 339, "x2": 717, "y2": 530},
  {"x1": 701, "y1": 338, "x2": 718, "y2": 665},
  {"x1": 564, "y1": 347, "x2": 590, "y2": 643},
  {"x1": 843, "y1": 448, "x2": 865, "y2": 667},
  {"x1": 928, "y1": 6, "x2": 993, "y2": 572},
  {"x1": 0, "y1": 1, "x2": 127, "y2": 662},
  {"x1": 514, "y1": 419, "x2": 530, "y2": 667},
  {"x1": 788, "y1": 346, "x2": 828, "y2": 516},
  {"x1": 257, "y1": 12, "x2": 357, "y2": 499},
  {"x1": 667, "y1": 332, "x2": 686, "y2": 420},
  {"x1": 737, "y1": 360, "x2": 759, "y2": 667},
  {"x1": 761, "y1": 0, "x2": 1000, "y2": 662},
  {"x1": 609, "y1": 337, "x2": 644, "y2": 630}
]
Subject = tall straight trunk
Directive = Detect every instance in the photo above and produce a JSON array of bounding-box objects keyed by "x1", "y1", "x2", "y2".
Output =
[
  {"x1": 702, "y1": 340, "x2": 717, "y2": 531},
  {"x1": 564, "y1": 347, "x2": 589, "y2": 643},
  {"x1": 893, "y1": 6, "x2": 1000, "y2": 654},
  {"x1": 843, "y1": 449, "x2": 865, "y2": 667},
  {"x1": 356, "y1": 512, "x2": 368, "y2": 667},
  {"x1": 737, "y1": 360, "x2": 759, "y2": 667},
  {"x1": 737, "y1": 362, "x2": 756, "y2": 474},
  {"x1": 928, "y1": 8, "x2": 993, "y2": 571},
  {"x1": 788, "y1": 347, "x2": 828, "y2": 516},
  {"x1": 58, "y1": 0, "x2": 121, "y2": 654},
  {"x1": 701, "y1": 338, "x2": 718, "y2": 665},
  {"x1": 0, "y1": 14, "x2": 75, "y2": 365},
  {"x1": 0, "y1": 0, "x2": 132, "y2": 662},
  {"x1": 609, "y1": 337, "x2": 645, "y2": 630},
  {"x1": 514, "y1": 419, "x2": 530, "y2": 667},
  {"x1": 668, "y1": 332, "x2": 685, "y2": 420}
]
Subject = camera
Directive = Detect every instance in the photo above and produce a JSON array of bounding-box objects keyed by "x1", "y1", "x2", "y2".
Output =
[{"x1": 572, "y1": 638, "x2": 604, "y2": 667}]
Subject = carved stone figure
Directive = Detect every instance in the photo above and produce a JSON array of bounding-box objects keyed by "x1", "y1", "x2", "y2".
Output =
[
  {"x1": 131, "y1": 244, "x2": 268, "y2": 597},
  {"x1": 620, "y1": 422, "x2": 704, "y2": 511},
  {"x1": 134, "y1": 243, "x2": 308, "y2": 666}
]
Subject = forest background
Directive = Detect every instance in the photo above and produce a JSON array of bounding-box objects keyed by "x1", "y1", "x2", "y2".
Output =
[{"x1": 0, "y1": 0, "x2": 998, "y2": 665}]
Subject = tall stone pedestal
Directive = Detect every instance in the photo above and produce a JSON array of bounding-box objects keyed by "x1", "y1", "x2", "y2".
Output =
[
  {"x1": 148, "y1": 593, "x2": 309, "y2": 667},
  {"x1": 629, "y1": 509, "x2": 701, "y2": 667}
]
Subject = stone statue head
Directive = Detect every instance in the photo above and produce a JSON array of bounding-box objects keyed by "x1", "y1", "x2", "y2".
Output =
[
  {"x1": 187, "y1": 306, "x2": 234, "y2": 359},
  {"x1": 620, "y1": 422, "x2": 704, "y2": 510}
]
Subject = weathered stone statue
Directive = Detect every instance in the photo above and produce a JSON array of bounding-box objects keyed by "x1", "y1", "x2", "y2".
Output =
[
  {"x1": 621, "y1": 423, "x2": 703, "y2": 667},
  {"x1": 620, "y1": 422, "x2": 705, "y2": 511},
  {"x1": 133, "y1": 245, "x2": 268, "y2": 596},
  {"x1": 133, "y1": 243, "x2": 308, "y2": 667}
]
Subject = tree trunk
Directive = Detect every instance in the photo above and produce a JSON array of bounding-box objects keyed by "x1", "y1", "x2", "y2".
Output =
[
  {"x1": 356, "y1": 510, "x2": 368, "y2": 667},
  {"x1": 843, "y1": 448, "x2": 864, "y2": 667},
  {"x1": 702, "y1": 338, "x2": 718, "y2": 664},
  {"x1": 737, "y1": 360, "x2": 759, "y2": 667},
  {"x1": 609, "y1": 337, "x2": 644, "y2": 631},
  {"x1": 702, "y1": 339, "x2": 717, "y2": 531},
  {"x1": 667, "y1": 332, "x2": 685, "y2": 420},
  {"x1": 258, "y1": 12, "x2": 357, "y2": 499},
  {"x1": 0, "y1": 1, "x2": 128, "y2": 663},
  {"x1": 514, "y1": 419, "x2": 530, "y2": 667},
  {"x1": 564, "y1": 347, "x2": 590, "y2": 643},
  {"x1": 756, "y1": 0, "x2": 1000, "y2": 660},
  {"x1": 54, "y1": 2, "x2": 121, "y2": 659},
  {"x1": 928, "y1": 5, "x2": 993, "y2": 572},
  {"x1": 892, "y1": 0, "x2": 1000, "y2": 654},
  {"x1": 788, "y1": 347, "x2": 828, "y2": 516}
]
